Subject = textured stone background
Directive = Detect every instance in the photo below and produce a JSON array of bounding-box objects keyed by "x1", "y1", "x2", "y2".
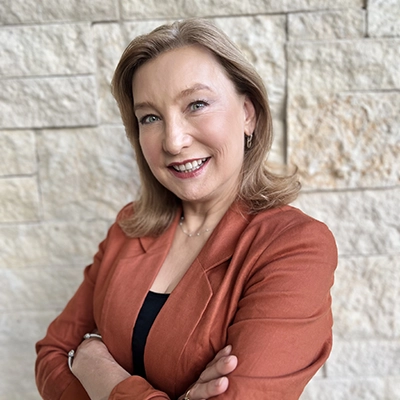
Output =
[{"x1": 1, "y1": 1, "x2": 399, "y2": 399}]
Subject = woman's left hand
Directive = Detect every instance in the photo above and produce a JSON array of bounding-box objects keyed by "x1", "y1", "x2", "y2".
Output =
[
  {"x1": 178, "y1": 345, "x2": 238, "y2": 400},
  {"x1": 71, "y1": 336, "x2": 130, "y2": 400}
]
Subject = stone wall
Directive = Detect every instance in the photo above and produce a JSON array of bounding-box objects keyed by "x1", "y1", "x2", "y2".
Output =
[{"x1": 1, "y1": 1, "x2": 399, "y2": 399}]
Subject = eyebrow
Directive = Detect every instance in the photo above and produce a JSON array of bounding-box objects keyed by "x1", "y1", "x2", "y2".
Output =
[
  {"x1": 133, "y1": 101, "x2": 155, "y2": 113},
  {"x1": 177, "y1": 83, "x2": 214, "y2": 99},
  {"x1": 133, "y1": 83, "x2": 214, "y2": 112}
]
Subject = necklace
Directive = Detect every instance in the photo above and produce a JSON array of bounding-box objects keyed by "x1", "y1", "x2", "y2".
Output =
[{"x1": 179, "y1": 216, "x2": 211, "y2": 237}]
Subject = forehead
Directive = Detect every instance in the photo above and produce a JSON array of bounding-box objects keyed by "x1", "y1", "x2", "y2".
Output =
[{"x1": 132, "y1": 45, "x2": 233, "y2": 100}]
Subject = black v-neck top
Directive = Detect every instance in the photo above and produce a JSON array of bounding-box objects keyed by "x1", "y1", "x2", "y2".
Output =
[{"x1": 132, "y1": 291, "x2": 169, "y2": 378}]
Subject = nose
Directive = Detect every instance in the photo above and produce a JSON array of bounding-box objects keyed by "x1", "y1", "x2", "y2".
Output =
[{"x1": 162, "y1": 115, "x2": 192, "y2": 155}]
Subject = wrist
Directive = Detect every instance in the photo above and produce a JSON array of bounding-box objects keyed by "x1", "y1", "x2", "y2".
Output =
[{"x1": 67, "y1": 332, "x2": 103, "y2": 373}]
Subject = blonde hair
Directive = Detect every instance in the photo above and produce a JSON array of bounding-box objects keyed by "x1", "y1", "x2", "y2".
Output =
[{"x1": 112, "y1": 19, "x2": 300, "y2": 237}]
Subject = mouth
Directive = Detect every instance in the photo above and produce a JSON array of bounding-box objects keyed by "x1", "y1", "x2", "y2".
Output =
[{"x1": 170, "y1": 158, "x2": 209, "y2": 173}]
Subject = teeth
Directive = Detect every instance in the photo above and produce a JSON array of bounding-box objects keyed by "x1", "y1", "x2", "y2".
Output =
[{"x1": 173, "y1": 158, "x2": 207, "y2": 173}]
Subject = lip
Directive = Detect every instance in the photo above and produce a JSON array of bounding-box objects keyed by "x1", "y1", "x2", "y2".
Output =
[{"x1": 168, "y1": 157, "x2": 210, "y2": 179}]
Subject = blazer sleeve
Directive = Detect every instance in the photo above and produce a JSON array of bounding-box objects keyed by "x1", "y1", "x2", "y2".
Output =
[
  {"x1": 220, "y1": 218, "x2": 337, "y2": 399},
  {"x1": 35, "y1": 210, "x2": 173, "y2": 400},
  {"x1": 35, "y1": 222, "x2": 110, "y2": 400}
]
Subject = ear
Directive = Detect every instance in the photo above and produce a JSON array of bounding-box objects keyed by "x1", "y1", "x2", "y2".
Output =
[{"x1": 243, "y1": 96, "x2": 257, "y2": 136}]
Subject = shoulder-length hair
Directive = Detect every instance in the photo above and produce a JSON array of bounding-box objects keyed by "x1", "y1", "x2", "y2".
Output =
[{"x1": 111, "y1": 18, "x2": 300, "y2": 237}]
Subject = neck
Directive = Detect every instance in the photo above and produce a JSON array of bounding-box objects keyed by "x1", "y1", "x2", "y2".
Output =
[{"x1": 180, "y1": 197, "x2": 236, "y2": 236}]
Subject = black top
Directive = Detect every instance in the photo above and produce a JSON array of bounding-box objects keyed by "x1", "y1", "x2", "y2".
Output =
[{"x1": 132, "y1": 291, "x2": 169, "y2": 378}]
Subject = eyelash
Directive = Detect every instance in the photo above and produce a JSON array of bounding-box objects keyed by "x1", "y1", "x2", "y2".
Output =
[
  {"x1": 138, "y1": 100, "x2": 209, "y2": 125},
  {"x1": 189, "y1": 100, "x2": 209, "y2": 111},
  {"x1": 139, "y1": 115, "x2": 160, "y2": 125}
]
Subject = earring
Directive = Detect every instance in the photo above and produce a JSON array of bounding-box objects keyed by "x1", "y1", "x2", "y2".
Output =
[{"x1": 246, "y1": 134, "x2": 253, "y2": 149}]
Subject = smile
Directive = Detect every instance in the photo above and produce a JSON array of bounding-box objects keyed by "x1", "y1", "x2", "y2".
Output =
[{"x1": 171, "y1": 158, "x2": 208, "y2": 173}]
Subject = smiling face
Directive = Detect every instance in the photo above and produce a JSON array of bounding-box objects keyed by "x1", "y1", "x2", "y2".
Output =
[{"x1": 132, "y1": 45, "x2": 256, "y2": 210}]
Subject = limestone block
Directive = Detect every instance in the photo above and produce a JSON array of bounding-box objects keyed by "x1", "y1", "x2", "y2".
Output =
[
  {"x1": 45, "y1": 219, "x2": 112, "y2": 265},
  {"x1": 0, "y1": 130, "x2": 36, "y2": 176},
  {"x1": 0, "y1": 219, "x2": 110, "y2": 268},
  {"x1": 299, "y1": 377, "x2": 385, "y2": 400},
  {"x1": 121, "y1": 0, "x2": 363, "y2": 19},
  {"x1": 93, "y1": 23, "x2": 125, "y2": 124},
  {"x1": 327, "y1": 340, "x2": 400, "y2": 377},
  {"x1": 0, "y1": 224, "x2": 47, "y2": 269},
  {"x1": 0, "y1": 311, "x2": 59, "y2": 398},
  {"x1": 37, "y1": 126, "x2": 137, "y2": 221},
  {"x1": 212, "y1": 15, "x2": 286, "y2": 118},
  {"x1": 1, "y1": 267, "x2": 85, "y2": 311},
  {"x1": 0, "y1": 177, "x2": 39, "y2": 222},
  {"x1": 292, "y1": 188, "x2": 400, "y2": 256},
  {"x1": 287, "y1": 39, "x2": 400, "y2": 95},
  {"x1": 288, "y1": 92, "x2": 400, "y2": 189},
  {"x1": 270, "y1": 119, "x2": 285, "y2": 165},
  {"x1": 0, "y1": 388, "x2": 42, "y2": 400},
  {"x1": 368, "y1": 0, "x2": 400, "y2": 38},
  {"x1": 0, "y1": 77, "x2": 98, "y2": 129},
  {"x1": 0, "y1": 343, "x2": 41, "y2": 397},
  {"x1": 0, "y1": 310, "x2": 59, "y2": 346},
  {"x1": 0, "y1": 0, "x2": 118, "y2": 25},
  {"x1": 387, "y1": 377, "x2": 400, "y2": 399},
  {"x1": 0, "y1": 23, "x2": 94, "y2": 77},
  {"x1": 332, "y1": 255, "x2": 400, "y2": 339},
  {"x1": 288, "y1": 9, "x2": 366, "y2": 40}
]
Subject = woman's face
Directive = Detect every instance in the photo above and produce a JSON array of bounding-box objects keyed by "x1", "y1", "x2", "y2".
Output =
[{"x1": 132, "y1": 45, "x2": 256, "y2": 208}]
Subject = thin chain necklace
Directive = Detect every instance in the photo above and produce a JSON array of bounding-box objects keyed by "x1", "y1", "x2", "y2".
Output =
[{"x1": 179, "y1": 216, "x2": 212, "y2": 237}]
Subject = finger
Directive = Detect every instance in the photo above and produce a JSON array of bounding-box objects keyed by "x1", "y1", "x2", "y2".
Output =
[
  {"x1": 205, "y1": 345, "x2": 232, "y2": 368},
  {"x1": 198, "y1": 355, "x2": 238, "y2": 383},
  {"x1": 190, "y1": 376, "x2": 229, "y2": 400}
]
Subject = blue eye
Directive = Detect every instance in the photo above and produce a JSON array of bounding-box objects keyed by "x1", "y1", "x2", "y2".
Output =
[
  {"x1": 140, "y1": 115, "x2": 160, "y2": 125},
  {"x1": 189, "y1": 101, "x2": 208, "y2": 111}
]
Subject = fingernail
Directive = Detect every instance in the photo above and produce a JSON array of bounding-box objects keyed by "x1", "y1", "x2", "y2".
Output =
[
  {"x1": 224, "y1": 344, "x2": 232, "y2": 353},
  {"x1": 216, "y1": 377, "x2": 227, "y2": 387},
  {"x1": 224, "y1": 356, "x2": 233, "y2": 363}
]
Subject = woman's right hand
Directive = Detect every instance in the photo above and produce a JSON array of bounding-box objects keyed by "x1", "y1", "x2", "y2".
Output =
[{"x1": 179, "y1": 345, "x2": 238, "y2": 400}]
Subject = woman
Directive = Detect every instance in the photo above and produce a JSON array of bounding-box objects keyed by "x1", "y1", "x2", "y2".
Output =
[{"x1": 35, "y1": 19, "x2": 337, "y2": 400}]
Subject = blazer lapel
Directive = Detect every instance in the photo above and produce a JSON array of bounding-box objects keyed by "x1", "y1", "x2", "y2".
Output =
[
  {"x1": 145, "y1": 258, "x2": 212, "y2": 394},
  {"x1": 101, "y1": 212, "x2": 180, "y2": 372},
  {"x1": 144, "y1": 202, "x2": 250, "y2": 395}
]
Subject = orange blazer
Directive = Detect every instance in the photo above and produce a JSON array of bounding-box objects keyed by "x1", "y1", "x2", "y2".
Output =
[{"x1": 35, "y1": 202, "x2": 337, "y2": 400}]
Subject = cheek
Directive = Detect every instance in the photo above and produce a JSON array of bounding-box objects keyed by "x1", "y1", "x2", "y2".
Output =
[
  {"x1": 210, "y1": 117, "x2": 246, "y2": 156},
  {"x1": 139, "y1": 135, "x2": 159, "y2": 167}
]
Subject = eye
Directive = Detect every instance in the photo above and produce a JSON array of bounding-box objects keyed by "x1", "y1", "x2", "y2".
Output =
[
  {"x1": 189, "y1": 100, "x2": 208, "y2": 112},
  {"x1": 139, "y1": 115, "x2": 160, "y2": 125}
]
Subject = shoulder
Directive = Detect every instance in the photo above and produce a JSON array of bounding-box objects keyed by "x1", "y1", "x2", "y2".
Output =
[
  {"x1": 251, "y1": 204, "x2": 324, "y2": 229},
  {"x1": 236, "y1": 206, "x2": 337, "y2": 311},
  {"x1": 96, "y1": 203, "x2": 135, "y2": 252},
  {"x1": 251, "y1": 205, "x2": 334, "y2": 239},
  {"x1": 115, "y1": 202, "x2": 135, "y2": 222},
  {"x1": 242, "y1": 205, "x2": 337, "y2": 265}
]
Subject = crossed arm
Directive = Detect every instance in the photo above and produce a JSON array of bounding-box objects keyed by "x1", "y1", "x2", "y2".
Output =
[{"x1": 71, "y1": 338, "x2": 237, "y2": 400}]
